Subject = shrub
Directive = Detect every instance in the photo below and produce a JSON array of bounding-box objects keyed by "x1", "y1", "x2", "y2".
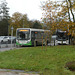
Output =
[{"x1": 65, "y1": 61, "x2": 75, "y2": 71}]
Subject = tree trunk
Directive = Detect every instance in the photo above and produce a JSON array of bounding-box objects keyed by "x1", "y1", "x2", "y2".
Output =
[{"x1": 68, "y1": 0, "x2": 75, "y2": 22}]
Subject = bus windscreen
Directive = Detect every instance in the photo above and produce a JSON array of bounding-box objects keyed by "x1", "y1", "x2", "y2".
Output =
[{"x1": 17, "y1": 29, "x2": 30, "y2": 40}]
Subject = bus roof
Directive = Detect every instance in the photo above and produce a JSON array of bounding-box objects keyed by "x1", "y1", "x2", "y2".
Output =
[
  {"x1": 57, "y1": 30, "x2": 66, "y2": 33},
  {"x1": 17, "y1": 28, "x2": 50, "y2": 32}
]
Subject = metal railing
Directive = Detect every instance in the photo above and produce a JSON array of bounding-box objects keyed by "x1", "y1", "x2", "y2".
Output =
[{"x1": 0, "y1": 40, "x2": 16, "y2": 48}]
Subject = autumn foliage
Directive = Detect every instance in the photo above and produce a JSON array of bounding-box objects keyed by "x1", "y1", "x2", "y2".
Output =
[{"x1": 41, "y1": 0, "x2": 75, "y2": 44}]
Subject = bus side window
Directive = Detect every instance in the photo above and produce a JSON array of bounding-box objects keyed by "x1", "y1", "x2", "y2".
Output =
[
  {"x1": 31, "y1": 31, "x2": 35, "y2": 39},
  {"x1": 37, "y1": 32, "x2": 41, "y2": 39},
  {"x1": 35, "y1": 31, "x2": 38, "y2": 39}
]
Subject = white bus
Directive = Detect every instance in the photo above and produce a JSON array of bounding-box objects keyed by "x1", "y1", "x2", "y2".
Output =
[
  {"x1": 56, "y1": 30, "x2": 69, "y2": 44},
  {"x1": 16, "y1": 28, "x2": 50, "y2": 46}
]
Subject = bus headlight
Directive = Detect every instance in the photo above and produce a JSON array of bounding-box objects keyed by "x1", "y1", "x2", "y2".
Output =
[
  {"x1": 27, "y1": 41, "x2": 30, "y2": 43},
  {"x1": 16, "y1": 40, "x2": 18, "y2": 43}
]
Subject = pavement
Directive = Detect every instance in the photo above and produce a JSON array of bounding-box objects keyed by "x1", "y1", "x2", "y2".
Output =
[
  {"x1": 0, "y1": 69, "x2": 39, "y2": 75},
  {"x1": 0, "y1": 46, "x2": 22, "y2": 52},
  {"x1": 0, "y1": 43, "x2": 23, "y2": 52},
  {"x1": 0, "y1": 72, "x2": 39, "y2": 75},
  {"x1": 0, "y1": 47, "x2": 15, "y2": 52}
]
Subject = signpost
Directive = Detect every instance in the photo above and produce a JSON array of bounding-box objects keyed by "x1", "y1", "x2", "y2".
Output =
[{"x1": 11, "y1": 26, "x2": 13, "y2": 49}]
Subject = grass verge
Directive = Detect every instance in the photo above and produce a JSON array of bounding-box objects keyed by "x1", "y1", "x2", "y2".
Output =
[{"x1": 0, "y1": 45, "x2": 75, "y2": 75}]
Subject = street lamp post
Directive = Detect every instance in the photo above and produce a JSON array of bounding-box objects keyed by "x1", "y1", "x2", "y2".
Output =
[
  {"x1": 11, "y1": 26, "x2": 14, "y2": 49},
  {"x1": 23, "y1": 20, "x2": 24, "y2": 28}
]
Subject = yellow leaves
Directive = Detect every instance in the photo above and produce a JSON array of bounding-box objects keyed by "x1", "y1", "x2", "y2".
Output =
[
  {"x1": 67, "y1": 22, "x2": 75, "y2": 36},
  {"x1": 41, "y1": 0, "x2": 75, "y2": 37},
  {"x1": 68, "y1": 32, "x2": 70, "y2": 35},
  {"x1": 9, "y1": 12, "x2": 29, "y2": 36},
  {"x1": 72, "y1": 33, "x2": 75, "y2": 36},
  {"x1": 73, "y1": 4, "x2": 75, "y2": 10}
]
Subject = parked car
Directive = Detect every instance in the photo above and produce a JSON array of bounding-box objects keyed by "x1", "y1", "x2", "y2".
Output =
[
  {"x1": 8, "y1": 36, "x2": 16, "y2": 43},
  {"x1": 0, "y1": 36, "x2": 3, "y2": 43},
  {"x1": 0, "y1": 36, "x2": 16, "y2": 43},
  {"x1": 0, "y1": 36, "x2": 9, "y2": 43}
]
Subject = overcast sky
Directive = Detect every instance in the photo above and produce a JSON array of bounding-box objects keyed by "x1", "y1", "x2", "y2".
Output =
[
  {"x1": 6, "y1": 0, "x2": 62, "y2": 21},
  {"x1": 6, "y1": 0, "x2": 47, "y2": 21}
]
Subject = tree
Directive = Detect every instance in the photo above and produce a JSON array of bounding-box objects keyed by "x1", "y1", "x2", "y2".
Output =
[
  {"x1": 41, "y1": 0, "x2": 75, "y2": 44},
  {"x1": 0, "y1": 0, "x2": 10, "y2": 36},
  {"x1": 41, "y1": 0, "x2": 58, "y2": 34},
  {"x1": 22, "y1": 14, "x2": 30, "y2": 28},
  {"x1": 0, "y1": 19, "x2": 9, "y2": 36},
  {"x1": 0, "y1": 0, "x2": 9, "y2": 19},
  {"x1": 59, "y1": 0, "x2": 75, "y2": 44},
  {"x1": 9, "y1": 12, "x2": 30, "y2": 35},
  {"x1": 33, "y1": 20, "x2": 42, "y2": 29}
]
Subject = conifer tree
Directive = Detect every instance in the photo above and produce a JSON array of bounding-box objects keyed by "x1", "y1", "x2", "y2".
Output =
[{"x1": 0, "y1": 0, "x2": 10, "y2": 36}]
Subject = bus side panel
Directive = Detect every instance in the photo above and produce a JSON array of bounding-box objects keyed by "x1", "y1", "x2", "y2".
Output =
[
  {"x1": 31, "y1": 31, "x2": 49, "y2": 46},
  {"x1": 31, "y1": 31, "x2": 35, "y2": 45},
  {"x1": 31, "y1": 31, "x2": 42, "y2": 46}
]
